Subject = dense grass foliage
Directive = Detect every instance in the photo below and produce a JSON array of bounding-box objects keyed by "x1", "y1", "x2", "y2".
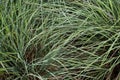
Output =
[{"x1": 0, "y1": 0, "x2": 120, "y2": 80}]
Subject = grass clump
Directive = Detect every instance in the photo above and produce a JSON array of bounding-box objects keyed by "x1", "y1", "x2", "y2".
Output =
[{"x1": 0, "y1": 0, "x2": 120, "y2": 80}]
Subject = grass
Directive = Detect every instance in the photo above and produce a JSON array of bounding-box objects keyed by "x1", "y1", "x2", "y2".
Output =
[{"x1": 0, "y1": 0, "x2": 120, "y2": 80}]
